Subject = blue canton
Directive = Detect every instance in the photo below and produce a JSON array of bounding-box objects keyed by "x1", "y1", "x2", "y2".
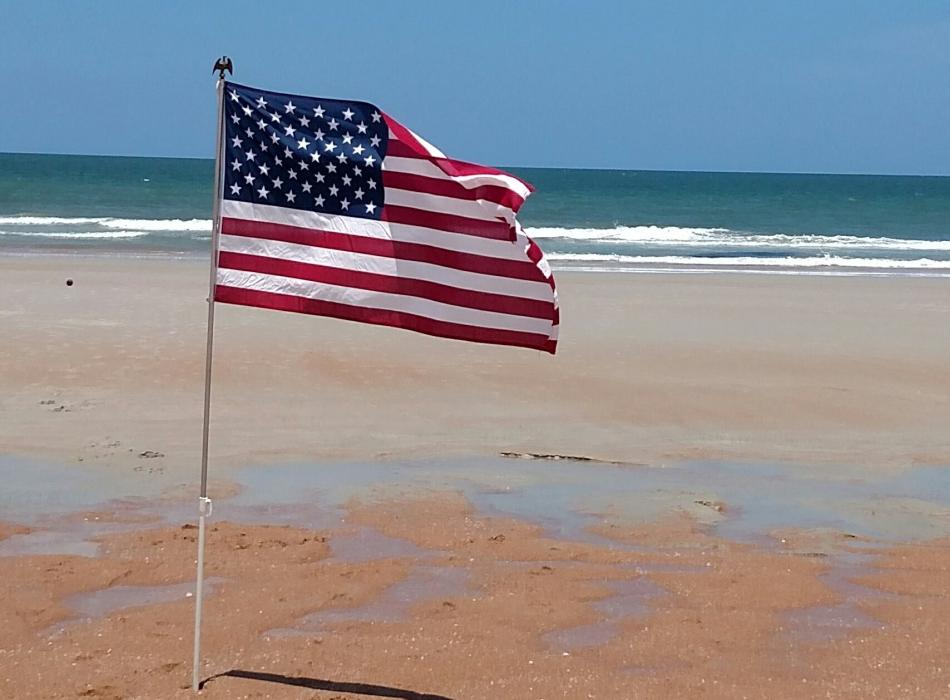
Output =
[{"x1": 222, "y1": 82, "x2": 388, "y2": 220}]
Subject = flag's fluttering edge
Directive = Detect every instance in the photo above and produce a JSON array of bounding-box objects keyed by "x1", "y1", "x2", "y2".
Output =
[{"x1": 216, "y1": 83, "x2": 558, "y2": 354}]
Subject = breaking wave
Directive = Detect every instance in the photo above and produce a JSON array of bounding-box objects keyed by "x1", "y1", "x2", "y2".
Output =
[
  {"x1": 0, "y1": 216, "x2": 211, "y2": 232},
  {"x1": 524, "y1": 226, "x2": 950, "y2": 251},
  {"x1": 546, "y1": 253, "x2": 950, "y2": 269}
]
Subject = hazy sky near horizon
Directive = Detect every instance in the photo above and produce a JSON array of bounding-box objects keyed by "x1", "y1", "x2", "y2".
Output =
[{"x1": 2, "y1": 1, "x2": 948, "y2": 174}]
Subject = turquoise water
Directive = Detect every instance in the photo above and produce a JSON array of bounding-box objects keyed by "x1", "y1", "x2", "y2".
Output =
[{"x1": 3, "y1": 152, "x2": 950, "y2": 271}]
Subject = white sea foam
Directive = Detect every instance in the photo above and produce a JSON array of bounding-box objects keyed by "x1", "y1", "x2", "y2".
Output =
[
  {"x1": 524, "y1": 226, "x2": 950, "y2": 251},
  {"x1": 0, "y1": 216, "x2": 211, "y2": 232},
  {"x1": 546, "y1": 253, "x2": 950, "y2": 269},
  {"x1": 0, "y1": 230, "x2": 151, "y2": 239}
]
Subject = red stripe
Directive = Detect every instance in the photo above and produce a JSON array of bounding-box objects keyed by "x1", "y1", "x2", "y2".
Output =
[
  {"x1": 387, "y1": 139, "x2": 534, "y2": 195},
  {"x1": 381, "y1": 205, "x2": 513, "y2": 241},
  {"x1": 432, "y1": 158, "x2": 532, "y2": 191},
  {"x1": 218, "y1": 251, "x2": 556, "y2": 320},
  {"x1": 383, "y1": 112, "x2": 534, "y2": 194},
  {"x1": 220, "y1": 217, "x2": 542, "y2": 281},
  {"x1": 383, "y1": 170, "x2": 525, "y2": 212},
  {"x1": 383, "y1": 115, "x2": 431, "y2": 157},
  {"x1": 215, "y1": 285, "x2": 556, "y2": 354},
  {"x1": 385, "y1": 139, "x2": 428, "y2": 159}
]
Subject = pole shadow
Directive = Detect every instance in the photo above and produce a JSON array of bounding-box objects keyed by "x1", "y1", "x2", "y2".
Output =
[{"x1": 202, "y1": 669, "x2": 456, "y2": 699}]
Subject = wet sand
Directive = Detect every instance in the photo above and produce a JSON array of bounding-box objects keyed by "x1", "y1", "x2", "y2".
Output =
[
  {"x1": 1, "y1": 487, "x2": 949, "y2": 699},
  {"x1": 2, "y1": 255, "x2": 950, "y2": 697}
]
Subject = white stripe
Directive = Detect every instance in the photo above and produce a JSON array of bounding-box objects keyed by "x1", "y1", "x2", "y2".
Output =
[
  {"x1": 383, "y1": 155, "x2": 532, "y2": 201},
  {"x1": 405, "y1": 127, "x2": 446, "y2": 158},
  {"x1": 219, "y1": 234, "x2": 554, "y2": 302},
  {"x1": 384, "y1": 187, "x2": 515, "y2": 223},
  {"x1": 220, "y1": 199, "x2": 527, "y2": 261},
  {"x1": 216, "y1": 268, "x2": 554, "y2": 335}
]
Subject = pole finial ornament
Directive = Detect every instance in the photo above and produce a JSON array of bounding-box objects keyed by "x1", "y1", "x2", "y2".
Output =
[{"x1": 212, "y1": 56, "x2": 233, "y2": 79}]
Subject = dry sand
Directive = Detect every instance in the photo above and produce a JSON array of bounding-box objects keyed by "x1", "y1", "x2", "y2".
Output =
[
  {"x1": 2, "y1": 255, "x2": 950, "y2": 698},
  {"x1": 3, "y1": 256, "x2": 950, "y2": 472}
]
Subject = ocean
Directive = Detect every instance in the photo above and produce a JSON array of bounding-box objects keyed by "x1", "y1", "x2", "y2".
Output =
[{"x1": 2, "y1": 151, "x2": 950, "y2": 274}]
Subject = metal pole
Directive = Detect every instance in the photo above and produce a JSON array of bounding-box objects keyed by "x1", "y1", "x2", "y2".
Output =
[{"x1": 192, "y1": 74, "x2": 226, "y2": 693}]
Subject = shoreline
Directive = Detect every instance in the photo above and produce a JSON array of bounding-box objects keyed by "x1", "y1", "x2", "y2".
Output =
[{"x1": 5, "y1": 248, "x2": 950, "y2": 279}]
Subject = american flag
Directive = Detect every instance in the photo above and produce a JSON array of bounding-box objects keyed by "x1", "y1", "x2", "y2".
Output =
[{"x1": 215, "y1": 82, "x2": 559, "y2": 354}]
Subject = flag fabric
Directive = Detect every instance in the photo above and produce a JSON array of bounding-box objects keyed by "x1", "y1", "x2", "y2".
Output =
[{"x1": 215, "y1": 82, "x2": 559, "y2": 354}]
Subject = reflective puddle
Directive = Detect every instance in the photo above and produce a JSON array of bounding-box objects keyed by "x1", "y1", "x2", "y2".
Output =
[
  {"x1": 268, "y1": 565, "x2": 469, "y2": 639},
  {"x1": 543, "y1": 577, "x2": 668, "y2": 651},
  {"x1": 46, "y1": 577, "x2": 225, "y2": 637}
]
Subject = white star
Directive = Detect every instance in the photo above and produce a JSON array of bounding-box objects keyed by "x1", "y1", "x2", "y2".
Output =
[
  {"x1": 288, "y1": 170, "x2": 298, "y2": 180},
  {"x1": 256, "y1": 96, "x2": 267, "y2": 108},
  {"x1": 312, "y1": 105, "x2": 325, "y2": 118},
  {"x1": 272, "y1": 177, "x2": 283, "y2": 189},
  {"x1": 352, "y1": 144, "x2": 365, "y2": 156},
  {"x1": 327, "y1": 162, "x2": 337, "y2": 173},
  {"x1": 229, "y1": 90, "x2": 239, "y2": 102},
  {"x1": 232, "y1": 134, "x2": 245, "y2": 149},
  {"x1": 364, "y1": 155, "x2": 376, "y2": 167},
  {"x1": 342, "y1": 107, "x2": 355, "y2": 121},
  {"x1": 245, "y1": 149, "x2": 256, "y2": 161},
  {"x1": 353, "y1": 164, "x2": 363, "y2": 176},
  {"x1": 258, "y1": 163, "x2": 270, "y2": 175},
  {"x1": 284, "y1": 147, "x2": 293, "y2": 159},
  {"x1": 257, "y1": 186, "x2": 270, "y2": 198},
  {"x1": 257, "y1": 118, "x2": 267, "y2": 130},
  {"x1": 370, "y1": 135, "x2": 381, "y2": 148},
  {"x1": 365, "y1": 202, "x2": 377, "y2": 214},
  {"x1": 229, "y1": 183, "x2": 241, "y2": 195},
  {"x1": 299, "y1": 115, "x2": 310, "y2": 127},
  {"x1": 310, "y1": 151, "x2": 321, "y2": 162},
  {"x1": 354, "y1": 187, "x2": 365, "y2": 200},
  {"x1": 230, "y1": 114, "x2": 240, "y2": 125},
  {"x1": 340, "y1": 198, "x2": 350, "y2": 210},
  {"x1": 245, "y1": 127, "x2": 253, "y2": 138},
  {"x1": 231, "y1": 158, "x2": 241, "y2": 171},
  {"x1": 342, "y1": 174, "x2": 352, "y2": 186},
  {"x1": 297, "y1": 137, "x2": 310, "y2": 150},
  {"x1": 342, "y1": 133, "x2": 353, "y2": 145},
  {"x1": 274, "y1": 156, "x2": 283, "y2": 166},
  {"x1": 270, "y1": 111, "x2": 281, "y2": 123},
  {"x1": 336, "y1": 152, "x2": 347, "y2": 164},
  {"x1": 302, "y1": 182, "x2": 312, "y2": 193},
  {"x1": 324, "y1": 141, "x2": 337, "y2": 152},
  {"x1": 315, "y1": 173, "x2": 325, "y2": 183},
  {"x1": 314, "y1": 194, "x2": 325, "y2": 207},
  {"x1": 285, "y1": 190, "x2": 296, "y2": 203},
  {"x1": 328, "y1": 184, "x2": 339, "y2": 196},
  {"x1": 270, "y1": 132, "x2": 280, "y2": 144},
  {"x1": 299, "y1": 160, "x2": 309, "y2": 170},
  {"x1": 356, "y1": 121, "x2": 368, "y2": 134},
  {"x1": 284, "y1": 100, "x2": 296, "y2": 114},
  {"x1": 327, "y1": 118, "x2": 339, "y2": 131},
  {"x1": 284, "y1": 124, "x2": 296, "y2": 137},
  {"x1": 367, "y1": 179, "x2": 377, "y2": 190},
  {"x1": 313, "y1": 128, "x2": 325, "y2": 140},
  {"x1": 370, "y1": 111, "x2": 382, "y2": 123},
  {"x1": 244, "y1": 173, "x2": 255, "y2": 185},
  {"x1": 242, "y1": 104, "x2": 252, "y2": 116}
]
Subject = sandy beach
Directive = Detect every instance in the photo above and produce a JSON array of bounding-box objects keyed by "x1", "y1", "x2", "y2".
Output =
[{"x1": 2, "y1": 255, "x2": 950, "y2": 698}]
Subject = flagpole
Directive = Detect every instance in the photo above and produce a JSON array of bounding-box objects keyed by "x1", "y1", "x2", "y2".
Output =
[{"x1": 192, "y1": 65, "x2": 227, "y2": 693}]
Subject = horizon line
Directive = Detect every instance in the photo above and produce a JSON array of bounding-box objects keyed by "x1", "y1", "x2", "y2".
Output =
[{"x1": 1, "y1": 149, "x2": 948, "y2": 180}]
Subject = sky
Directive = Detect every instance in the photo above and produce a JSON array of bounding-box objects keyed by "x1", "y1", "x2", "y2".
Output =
[{"x1": 1, "y1": 1, "x2": 949, "y2": 175}]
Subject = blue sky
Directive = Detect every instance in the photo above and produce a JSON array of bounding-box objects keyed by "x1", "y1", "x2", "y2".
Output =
[{"x1": 2, "y1": 1, "x2": 948, "y2": 174}]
